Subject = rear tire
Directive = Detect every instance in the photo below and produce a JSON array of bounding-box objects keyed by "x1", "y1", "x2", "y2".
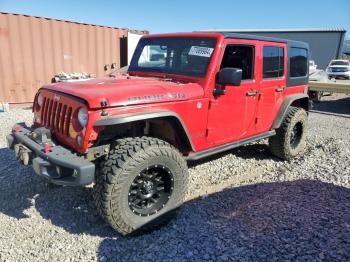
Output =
[
  {"x1": 269, "y1": 106, "x2": 308, "y2": 160},
  {"x1": 93, "y1": 137, "x2": 188, "y2": 235}
]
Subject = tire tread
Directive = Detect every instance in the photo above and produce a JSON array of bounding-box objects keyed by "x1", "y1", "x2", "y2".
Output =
[
  {"x1": 269, "y1": 106, "x2": 307, "y2": 160},
  {"x1": 93, "y1": 136, "x2": 187, "y2": 235}
]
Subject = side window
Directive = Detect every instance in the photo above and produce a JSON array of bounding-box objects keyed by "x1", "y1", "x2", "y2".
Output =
[
  {"x1": 263, "y1": 46, "x2": 284, "y2": 78},
  {"x1": 220, "y1": 45, "x2": 254, "y2": 80},
  {"x1": 290, "y1": 48, "x2": 308, "y2": 77}
]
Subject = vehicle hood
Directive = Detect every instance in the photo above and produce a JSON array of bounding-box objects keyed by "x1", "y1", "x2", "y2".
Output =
[{"x1": 42, "y1": 75, "x2": 204, "y2": 108}]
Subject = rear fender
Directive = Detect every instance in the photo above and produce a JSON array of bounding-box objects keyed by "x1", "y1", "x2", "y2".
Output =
[{"x1": 272, "y1": 94, "x2": 310, "y2": 129}]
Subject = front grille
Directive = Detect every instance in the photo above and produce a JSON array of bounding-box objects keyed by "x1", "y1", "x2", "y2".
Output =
[
  {"x1": 41, "y1": 97, "x2": 72, "y2": 135},
  {"x1": 330, "y1": 67, "x2": 348, "y2": 72}
]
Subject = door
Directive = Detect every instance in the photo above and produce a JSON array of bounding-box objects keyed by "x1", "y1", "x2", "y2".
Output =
[
  {"x1": 256, "y1": 43, "x2": 287, "y2": 133},
  {"x1": 206, "y1": 42, "x2": 260, "y2": 145}
]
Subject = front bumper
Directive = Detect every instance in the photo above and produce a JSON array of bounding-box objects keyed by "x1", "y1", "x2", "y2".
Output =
[{"x1": 7, "y1": 123, "x2": 95, "y2": 186}]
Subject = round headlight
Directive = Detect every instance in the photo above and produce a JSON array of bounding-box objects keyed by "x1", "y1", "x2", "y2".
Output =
[
  {"x1": 37, "y1": 93, "x2": 44, "y2": 107},
  {"x1": 78, "y1": 107, "x2": 88, "y2": 127}
]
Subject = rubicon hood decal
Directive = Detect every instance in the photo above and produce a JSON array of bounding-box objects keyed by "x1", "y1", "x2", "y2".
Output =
[{"x1": 128, "y1": 93, "x2": 186, "y2": 103}]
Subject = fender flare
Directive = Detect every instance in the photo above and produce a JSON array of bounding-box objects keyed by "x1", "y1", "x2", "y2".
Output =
[
  {"x1": 272, "y1": 94, "x2": 310, "y2": 129},
  {"x1": 94, "y1": 111, "x2": 195, "y2": 151}
]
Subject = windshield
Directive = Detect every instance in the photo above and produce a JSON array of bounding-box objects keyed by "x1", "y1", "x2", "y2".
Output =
[
  {"x1": 128, "y1": 37, "x2": 217, "y2": 77},
  {"x1": 330, "y1": 61, "x2": 349, "y2": 66}
]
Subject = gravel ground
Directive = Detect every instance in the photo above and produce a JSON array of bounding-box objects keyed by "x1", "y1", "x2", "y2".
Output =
[{"x1": 0, "y1": 95, "x2": 349, "y2": 261}]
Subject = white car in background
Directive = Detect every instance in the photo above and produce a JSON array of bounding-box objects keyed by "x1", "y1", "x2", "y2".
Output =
[{"x1": 326, "y1": 59, "x2": 350, "y2": 80}]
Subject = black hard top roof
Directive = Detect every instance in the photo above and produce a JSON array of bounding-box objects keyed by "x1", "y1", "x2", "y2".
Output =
[{"x1": 206, "y1": 31, "x2": 309, "y2": 49}]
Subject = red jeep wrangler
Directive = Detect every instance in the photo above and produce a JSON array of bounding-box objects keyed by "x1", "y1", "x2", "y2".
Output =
[{"x1": 7, "y1": 32, "x2": 310, "y2": 235}]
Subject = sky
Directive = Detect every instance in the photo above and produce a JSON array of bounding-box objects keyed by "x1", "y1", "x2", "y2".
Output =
[{"x1": 0, "y1": 0, "x2": 349, "y2": 39}]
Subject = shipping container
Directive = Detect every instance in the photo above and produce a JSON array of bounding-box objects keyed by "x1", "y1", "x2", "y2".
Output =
[{"x1": 0, "y1": 12, "x2": 147, "y2": 103}]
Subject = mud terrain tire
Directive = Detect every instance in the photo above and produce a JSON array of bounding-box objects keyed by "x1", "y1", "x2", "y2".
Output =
[
  {"x1": 93, "y1": 137, "x2": 188, "y2": 235},
  {"x1": 269, "y1": 106, "x2": 308, "y2": 160}
]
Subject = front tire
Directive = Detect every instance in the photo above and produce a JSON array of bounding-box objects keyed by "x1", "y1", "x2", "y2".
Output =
[
  {"x1": 269, "y1": 106, "x2": 308, "y2": 160},
  {"x1": 93, "y1": 137, "x2": 188, "y2": 235}
]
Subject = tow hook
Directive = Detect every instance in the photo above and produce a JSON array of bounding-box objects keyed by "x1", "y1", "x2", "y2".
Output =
[{"x1": 14, "y1": 144, "x2": 32, "y2": 166}]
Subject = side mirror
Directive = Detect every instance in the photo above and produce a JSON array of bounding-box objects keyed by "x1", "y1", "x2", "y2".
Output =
[{"x1": 217, "y1": 68, "x2": 242, "y2": 86}]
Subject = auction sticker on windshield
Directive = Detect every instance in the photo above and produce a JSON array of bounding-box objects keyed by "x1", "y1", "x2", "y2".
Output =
[{"x1": 188, "y1": 46, "x2": 214, "y2": 57}]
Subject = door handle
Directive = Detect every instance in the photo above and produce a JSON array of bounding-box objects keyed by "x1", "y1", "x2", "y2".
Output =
[
  {"x1": 275, "y1": 86, "x2": 285, "y2": 92},
  {"x1": 246, "y1": 90, "x2": 259, "y2": 96}
]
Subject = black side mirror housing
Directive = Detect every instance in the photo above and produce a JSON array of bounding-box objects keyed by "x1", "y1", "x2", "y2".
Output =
[{"x1": 217, "y1": 68, "x2": 242, "y2": 86}]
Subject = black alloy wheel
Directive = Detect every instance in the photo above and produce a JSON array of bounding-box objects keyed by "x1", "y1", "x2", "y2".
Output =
[
  {"x1": 128, "y1": 165, "x2": 174, "y2": 216},
  {"x1": 290, "y1": 122, "x2": 303, "y2": 148}
]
